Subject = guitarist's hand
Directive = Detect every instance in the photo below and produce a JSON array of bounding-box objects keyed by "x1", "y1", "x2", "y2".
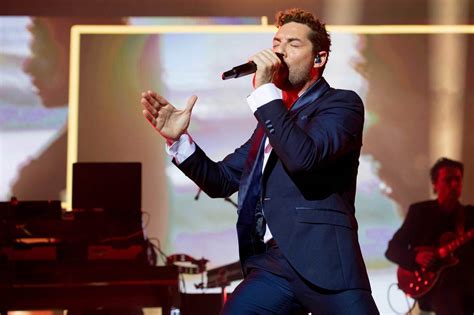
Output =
[{"x1": 415, "y1": 250, "x2": 436, "y2": 268}]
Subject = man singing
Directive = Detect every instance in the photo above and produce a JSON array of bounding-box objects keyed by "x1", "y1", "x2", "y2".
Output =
[{"x1": 140, "y1": 8, "x2": 378, "y2": 314}]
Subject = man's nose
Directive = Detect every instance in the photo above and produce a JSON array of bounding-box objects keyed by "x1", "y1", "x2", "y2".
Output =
[{"x1": 272, "y1": 45, "x2": 285, "y2": 56}]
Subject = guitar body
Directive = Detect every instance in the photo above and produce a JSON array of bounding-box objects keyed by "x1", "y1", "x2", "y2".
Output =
[
  {"x1": 397, "y1": 256, "x2": 458, "y2": 298},
  {"x1": 397, "y1": 231, "x2": 468, "y2": 298}
]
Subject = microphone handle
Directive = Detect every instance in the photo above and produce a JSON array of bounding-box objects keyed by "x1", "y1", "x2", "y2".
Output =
[{"x1": 222, "y1": 61, "x2": 257, "y2": 80}]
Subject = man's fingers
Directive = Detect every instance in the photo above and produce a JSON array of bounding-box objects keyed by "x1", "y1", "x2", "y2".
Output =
[
  {"x1": 146, "y1": 90, "x2": 158, "y2": 101},
  {"x1": 251, "y1": 49, "x2": 280, "y2": 67},
  {"x1": 141, "y1": 97, "x2": 157, "y2": 115},
  {"x1": 143, "y1": 90, "x2": 167, "y2": 108},
  {"x1": 142, "y1": 110, "x2": 156, "y2": 127},
  {"x1": 185, "y1": 95, "x2": 198, "y2": 113},
  {"x1": 253, "y1": 53, "x2": 272, "y2": 67},
  {"x1": 155, "y1": 94, "x2": 170, "y2": 106},
  {"x1": 262, "y1": 49, "x2": 281, "y2": 64},
  {"x1": 143, "y1": 96, "x2": 157, "y2": 110}
]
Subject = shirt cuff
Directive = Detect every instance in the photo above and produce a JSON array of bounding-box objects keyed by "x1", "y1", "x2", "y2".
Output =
[
  {"x1": 165, "y1": 133, "x2": 196, "y2": 164},
  {"x1": 246, "y1": 83, "x2": 282, "y2": 113}
]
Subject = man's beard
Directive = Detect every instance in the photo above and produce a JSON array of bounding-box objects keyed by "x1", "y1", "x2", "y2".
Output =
[
  {"x1": 288, "y1": 70, "x2": 312, "y2": 89},
  {"x1": 275, "y1": 64, "x2": 311, "y2": 92}
]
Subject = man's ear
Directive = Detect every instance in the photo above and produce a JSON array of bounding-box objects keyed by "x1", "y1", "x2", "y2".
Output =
[{"x1": 313, "y1": 51, "x2": 328, "y2": 68}]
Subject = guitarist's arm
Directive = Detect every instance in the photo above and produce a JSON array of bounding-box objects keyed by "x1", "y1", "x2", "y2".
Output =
[{"x1": 385, "y1": 204, "x2": 426, "y2": 270}]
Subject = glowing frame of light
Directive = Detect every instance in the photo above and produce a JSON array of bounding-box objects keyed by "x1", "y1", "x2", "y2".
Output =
[{"x1": 66, "y1": 23, "x2": 474, "y2": 210}]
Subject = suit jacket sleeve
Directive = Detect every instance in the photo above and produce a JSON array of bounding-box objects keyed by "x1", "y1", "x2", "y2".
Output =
[
  {"x1": 174, "y1": 126, "x2": 260, "y2": 198},
  {"x1": 254, "y1": 89, "x2": 364, "y2": 175},
  {"x1": 385, "y1": 204, "x2": 421, "y2": 270}
]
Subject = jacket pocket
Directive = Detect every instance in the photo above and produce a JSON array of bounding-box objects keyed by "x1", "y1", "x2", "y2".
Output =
[{"x1": 295, "y1": 207, "x2": 353, "y2": 229}]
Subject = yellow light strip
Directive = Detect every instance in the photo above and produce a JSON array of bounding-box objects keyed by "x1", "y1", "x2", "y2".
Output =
[
  {"x1": 65, "y1": 25, "x2": 81, "y2": 211},
  {"x1": 330, "y1": 24, "x2": 474, "y2": 34},
  {"x1": 65, "y1": 24, "x2": 474, "y2": 210},
  {"x1": 67, "y1": 24, "x2": 474, "y2": 35},
  {"x1": 69, "y1": 25, "x2": 276, "y2": 34}
]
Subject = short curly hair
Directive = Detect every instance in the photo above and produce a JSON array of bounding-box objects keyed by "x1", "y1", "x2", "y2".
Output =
[
  {"x1": 430, "y1": 157, "x2": 464, "y2": 183},
  {"x1": 275, "y1": 8, "x2": 331, "y2": 55}
]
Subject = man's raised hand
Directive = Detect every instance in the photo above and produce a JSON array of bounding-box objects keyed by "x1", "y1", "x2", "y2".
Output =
[{"x1": 141, "y1": 90, "x2": 197, "y2": 142}]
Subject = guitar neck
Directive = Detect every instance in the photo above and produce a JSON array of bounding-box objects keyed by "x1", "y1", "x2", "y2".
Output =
[{"x1": 438, "y1": 229, "x2": 474, "y2": 258}]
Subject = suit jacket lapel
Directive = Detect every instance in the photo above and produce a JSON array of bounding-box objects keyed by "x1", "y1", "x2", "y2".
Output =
[
  {"x1": 236, "y1": 127, "x2": 267, "y2": 268},
  {"x1": 237, "y1": 126, "x2": 265, "y2": 219},
  {"x1": 290, "y1": 77, "x2": 330, "y2": 114}
]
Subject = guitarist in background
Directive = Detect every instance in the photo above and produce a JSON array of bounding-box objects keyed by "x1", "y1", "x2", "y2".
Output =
[{"x1": 386, "y1": 157, "x2": 474, "y2": 314}]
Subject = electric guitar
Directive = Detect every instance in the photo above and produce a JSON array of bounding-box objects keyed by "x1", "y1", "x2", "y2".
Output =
[{"x1": 397, "y1": 229, "x2": 474, "y2": 298}]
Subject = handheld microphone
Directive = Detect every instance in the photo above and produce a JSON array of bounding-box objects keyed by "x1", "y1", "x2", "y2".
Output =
[
  {"x1": 222, "y1": 62, "x2": 256, "y2": 80},
  {"x1": 221, "y1": 53, "x2": 284, "y2": 80}
]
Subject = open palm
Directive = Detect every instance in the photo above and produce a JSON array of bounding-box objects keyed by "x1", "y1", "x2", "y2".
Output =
[{"x1": 141, "y1": 91, "x2": 197, "y2": 141}]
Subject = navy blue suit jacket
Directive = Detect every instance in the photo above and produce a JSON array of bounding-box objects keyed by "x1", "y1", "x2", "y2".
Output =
[{"x1": 177, "y1": 78, "x2": 371, "y2": 291}]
